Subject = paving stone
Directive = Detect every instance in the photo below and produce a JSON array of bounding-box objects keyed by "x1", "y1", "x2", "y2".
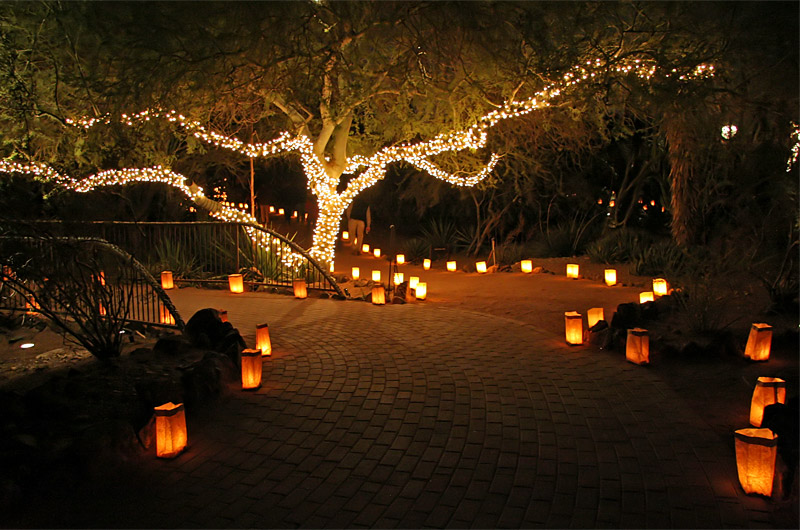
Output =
[{"x1": 16, "y1": 288, "x2": 786, "y2": 530}]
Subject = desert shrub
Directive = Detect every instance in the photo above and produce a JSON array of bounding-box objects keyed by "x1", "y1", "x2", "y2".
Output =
[
  {"x1": 0, "y1": 237, "x2": 146, "y2": 359},
  {"x1": 494, "y1": 242, "x2": 535, "y2": 266},
  {"x1": 152, "y1": 238, "x2": 202, "y2": 279},
  {"x1": 401, "y1": 238, "x2": 430, "y2": 263},
  {"x1": 419, "y1": 217, "x2": 459, "y2": 251},
  {"x1": 544, "y1": 211, "x2": 603, "y2": 257},
  {"x1": 668, "y1": 247, "x2": 746, "y2": 333},
  {"x1": 586, "y1": 228, "x2": 654, "y2": 264},
  {"x1": 629, "y1": 239, "x2": 687, "y2": 277}
]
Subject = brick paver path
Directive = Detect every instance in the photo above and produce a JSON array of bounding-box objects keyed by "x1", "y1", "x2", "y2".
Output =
[{"x1": 19, "y1": 288, "x2": 788, "y2": 528}]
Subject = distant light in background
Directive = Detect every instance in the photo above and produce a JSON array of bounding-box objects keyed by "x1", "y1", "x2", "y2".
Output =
[{"x1": 721, "y1": 124, "x2": 738, "y2": 140}]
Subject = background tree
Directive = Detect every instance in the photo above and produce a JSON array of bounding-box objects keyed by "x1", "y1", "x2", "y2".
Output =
[{"x1": 1, "y1": 1, "x2": 796, "y2": 270}]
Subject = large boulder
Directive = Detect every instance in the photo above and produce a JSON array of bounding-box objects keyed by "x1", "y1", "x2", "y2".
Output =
[
  {"x1": 184, "y1": 308, "x2": 227, "y2": 349},
  {"x1": 610, "y1": 302, "x2": 642, "y2": 330},
  {"x1": 184, "y1": 308, "x2": 245, "y2": 367}
]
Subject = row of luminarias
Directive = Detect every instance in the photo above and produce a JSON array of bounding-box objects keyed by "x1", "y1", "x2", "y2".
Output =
[
  {"x1": 152, "y1": 313, "x2": 276, "y2": 457},
  {"x1": 735, "y1": 323, "x2": 784, "y2": 498},
  {"x1": 561, "y1": 272, "x2": 783, "y2": 498}
]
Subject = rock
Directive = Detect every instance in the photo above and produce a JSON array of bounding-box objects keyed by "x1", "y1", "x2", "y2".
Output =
[
  {"x1": 136, "y1": 415, "x2": 155, "y2": 450},
  {"x1": 532, "y1": 266, "x2": 543, "y2": 274},
  {"x1": 394, "y1": 282, "x2": 408, "y2": 300},
  {"x1": 611, "y1": 302, "x2": 642, "y2": 330},
  {"x1": 134, "y1": 378, "x2": 183, "y2": 412},
  {"x1": 181, "y1": 352, "x2": 237, "y2": 412},
  {"x1": 153, "y1": 335, "x2": 192, "y2": 357},
  {"x1": 763, "y1": 397, "x2": 799, "y2": 498},
  {"x1": 184, "y1": 308, "x2": 227, "y2": 349},
  {"x1": 640, "y1": 300, "x2": 658, "y2": 320},
  {"x1": 587, "y1": 320, "x2": 612, "y2": 349},
  {"x1": 391, "y1": 296, "x2": 406, "y2": 304},
  {"x1": 184, "y1": 309, "x2": 245, "y2": 367}
]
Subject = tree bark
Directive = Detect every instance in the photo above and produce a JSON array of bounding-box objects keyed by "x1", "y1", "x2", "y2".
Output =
[{"x1": 664, "y1": 114, "x2": 695, "y2": 247}]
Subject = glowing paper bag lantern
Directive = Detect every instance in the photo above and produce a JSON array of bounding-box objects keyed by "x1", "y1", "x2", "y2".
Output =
[
  {"x1": 587, "y1": 307, "x2": 604, "y2": 328},
  {"x1": 99, "y1": 303, "x2": 107, "y2": 317},
  {"x1": 652, "y1": 278, "x2": 668, "y2": 297},
  {"x1": 154, "y1": 402, "x2": 187, "y2": 458},
  {"x1": 372, "y1": 285, "x2": 386, "y2": 305},
  {"x1": 734, "y1": 428, "x2": 778, "y2": 497},
  {"x1": 415, "y1": 282, "x2": 427, "y2": 300},
  {"x1": 476, "y1": 261, "x2": 487, "y2": 273},
  {"x1": 521, "y1": 260, "x2": 533, "y2": 273},
  {"x1": 228, "y1": 274, "x2": 244, "y2": 293},
  {"x1": 293, "y1": 279, "x2": 307, "y2": 299},
  {"x1": 269, "y1": 205, "x2": 275, "y2": 213},
  {"x1": 159, "y1": 304, "x2": 176, "y2": 325},
  {"x1": 409, "y1": 276, "x2": 419, "y2": 289},
  {"x1": 26, "y1": 297, "x2": 40, "y2": 315},
  {"x1": 423, "y1": 259, "x2": 431, "y2": 270},
  {"x1": 351, "y1": 267, "x2": 360, "y2": 280},
  {"x1": 241, "y1": 349, "x2": 262, "y2": 390},
  {"x1": 626, "y1": 328, "x2": 650, "y2": 365},
  {"x1": 98, "y1": 271, "x2": 106, "y2": 286},
  {"x1": 566, "y1": 264, "x2": 579, "y2": 279},
  {"x1": 342, "y1": 231, "x2": 349, "y2": 241},
  {"x1": 371, "y1": 270, "x2": 381, "y2": 282},
  {"x1": 278, "y1": 208, "x2": 285, "y2": 215},
  {"x1": 639, "y1": 291, "x2": 654, "y2": 304},
  {"x1": 750, "y1": 377, "x2": 786, "y2": 427},
  {"x1": 744, "y1": 323, "x2": 772, "y2": 361},
  {"x1": 256, "y1": 323, "x2": 272, "y2": 356},
  {"x1": 291, "y1": 210, "x2": 298, "y2": 219},
  {"x1": 604, "y1": 269, "x2": 617, "y2": 286},
  {"x1": 362, "y1": 243, "x2": 370, "y2": 253},
  {"x1": 396, "y1": 254, "x2": 405, "y2": 265},
  {"x1": 564, "y1": 311, "x2": 583, "y2": 345},
  {"x1": 446, "y1": 261, "x2": 457, "y2": 272},
  {"x1": 161, "y1": 271, "x2": 174, "y2": 290},
  {"x1": 374, "y1": 248, "x2": 381, "y2": 258},
  {"x1": 393, "y1": 273, "x2": 404, "y2": 285}
]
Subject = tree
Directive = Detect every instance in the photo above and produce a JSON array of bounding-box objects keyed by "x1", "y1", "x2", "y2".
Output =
[{"x1": 2, "y1": 1, "x2": 773, "y2": 267}]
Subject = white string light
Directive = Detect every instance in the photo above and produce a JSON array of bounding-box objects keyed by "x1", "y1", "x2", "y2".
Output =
[
  {"x1": 788, "y1": 122, "x2": 799, "y2": 172},
  {"x1": 18, "y1": 57, "x2": 717, "y2": 266}
]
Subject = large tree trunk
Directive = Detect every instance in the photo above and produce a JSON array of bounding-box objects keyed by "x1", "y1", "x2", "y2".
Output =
[
  {"x1": 663, "y1": 114, "x2": 696, "y2": 247},
  {"x1": 309, "y1": 196, "x2": 346, "y2": 270}
]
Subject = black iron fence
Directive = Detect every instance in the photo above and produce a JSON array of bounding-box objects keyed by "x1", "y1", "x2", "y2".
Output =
[
  {"x1": 10, "y1": 221, "x2": 343, "y2": 297},
  {"x1": 0, "y1": 236, "x2": 183, "y2": 332}
]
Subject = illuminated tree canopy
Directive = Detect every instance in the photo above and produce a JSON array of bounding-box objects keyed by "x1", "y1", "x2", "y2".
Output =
[{"x1": 1, "y1": 1, "x2": 797, "y2": 264}]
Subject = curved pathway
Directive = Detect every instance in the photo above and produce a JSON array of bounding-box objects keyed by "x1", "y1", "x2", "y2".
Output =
[{"x1": 19, "y1": 288, "x2": 788, "y2": 528}]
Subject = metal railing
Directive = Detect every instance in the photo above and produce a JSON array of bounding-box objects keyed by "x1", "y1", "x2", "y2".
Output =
[
  {"x1": 0, "y1": 236, "x2": 183, "y2": 330},
  {"x1": 13, "y1": 221, "x2": 344, "y2": 297}
]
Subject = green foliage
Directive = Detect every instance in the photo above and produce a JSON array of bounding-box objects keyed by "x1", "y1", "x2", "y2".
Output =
[
  {"x1": 419, "y1": 217, "x2": 460, "y2": 252},
  {"x1": 401, "y1": 238, "x2": 429, "y2": 264},
  {"x1": 494, "y1": 242, "x2": 536, "y2": 266},
  {"x1": 214, "y1": 228, "x2": 295, "y2": 284},
  {"x1": 628, "y1": 240, "x2": 686, "y2": 277},
  {"x1": 152, "y1": 238, "x2": 202, "y2": 279},
  {"x1": 586, "y1": 228, "x2": 657, "y2": 264},
  {"x1": 544, "y1": 211, "x2": 602, "y2": 257}
]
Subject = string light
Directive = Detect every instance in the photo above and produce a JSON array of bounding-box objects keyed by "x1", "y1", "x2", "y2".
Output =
[
  {"x1": 788, "y1": 122, "x2": 799, "y2": 172},
  {"x1": 19, "y1": 57, "x2": 718, "y2": 267}
]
